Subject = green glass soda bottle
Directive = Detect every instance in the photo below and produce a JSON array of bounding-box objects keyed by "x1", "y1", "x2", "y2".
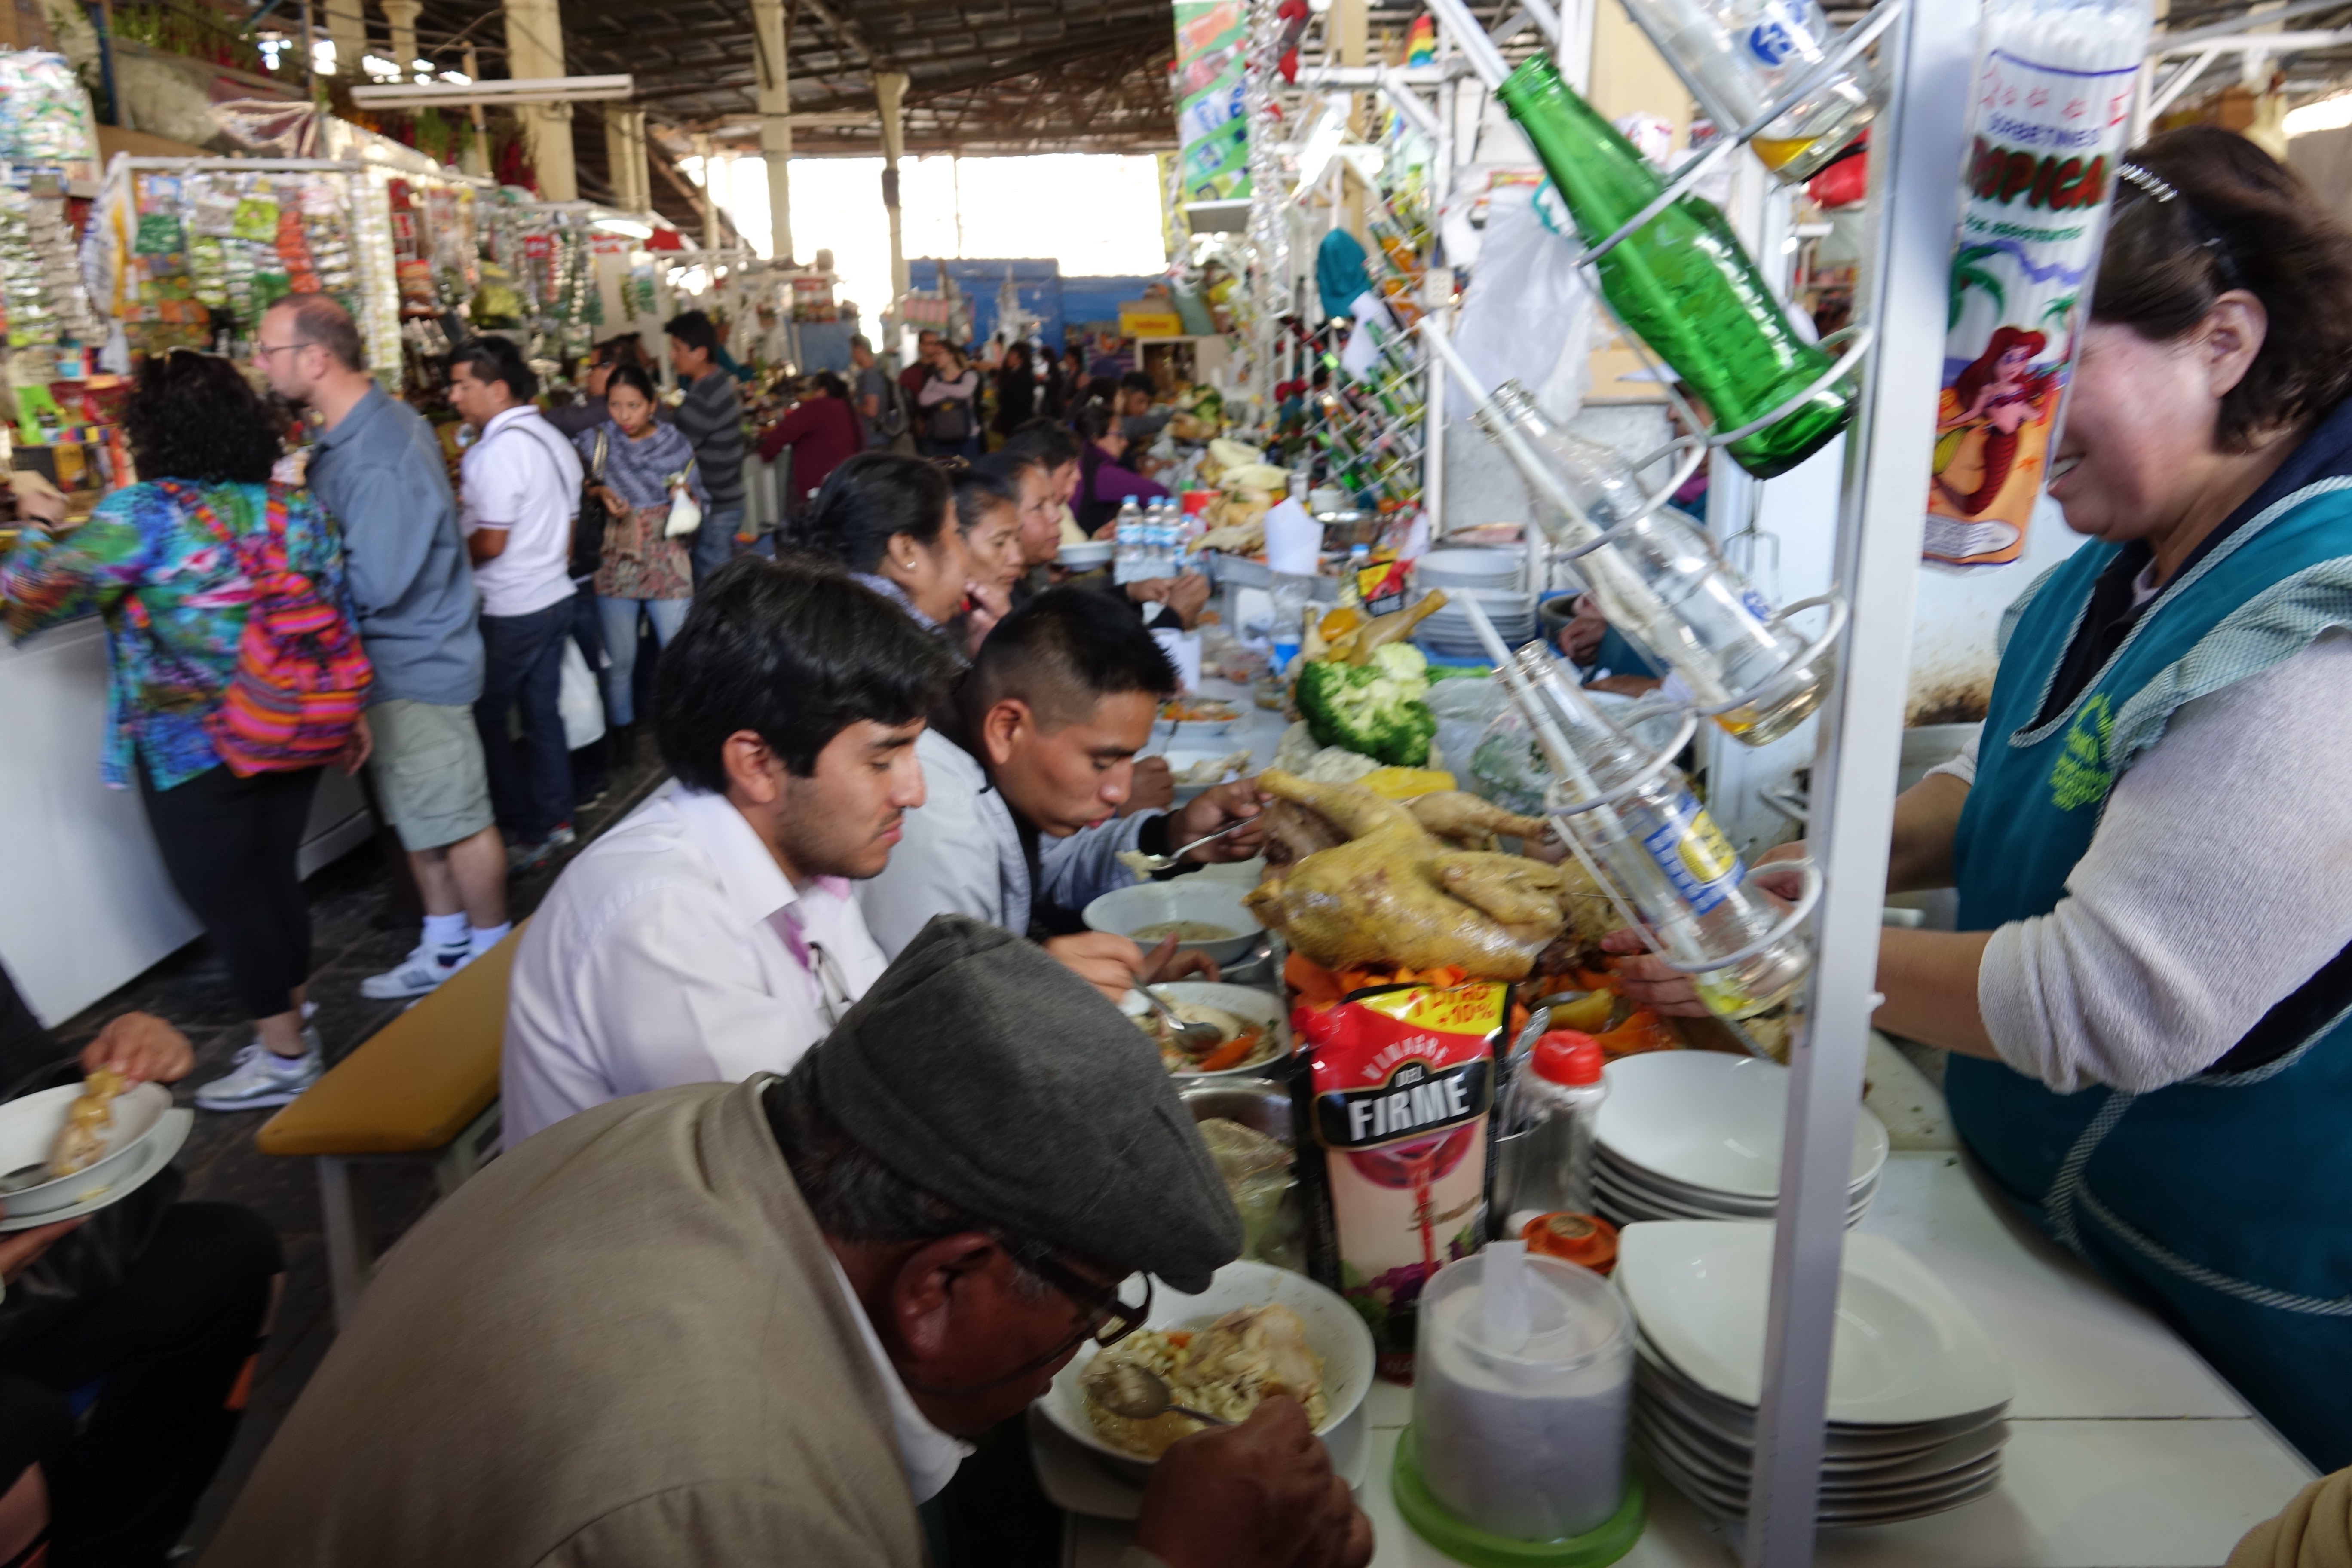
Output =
[{"x1": 1497, "y1": 54, "x2": 1851, "y2": 478}]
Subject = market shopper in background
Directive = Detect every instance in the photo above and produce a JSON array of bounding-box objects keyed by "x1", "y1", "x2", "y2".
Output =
[
  {"x1": 992, "y1": 340, "x2": 1037, "y2": 440},
  {"x1": 916, "y1": 343, "x2": 983, "y2": 462},
  {"x1": 857, "y1": 588, "x2": 1262, "y2": 992},
  {"x1": 850, "y1": 334, "x2": 910, "y2": 452},
  {"x1": 897, "y1": 328, "x2": 941, "y2": 399},
  {"x1": 575, "y1": 363, "x2": 704, "y2": 768},
  {"x1": 498, "y1": 558, "x2": 958, "y2": 1148},
  {"x1": 0, "y1": 968, "x2": 284, "y2": 1564},
  {"x1": 206, "y1": 918, "x2": 1368, "y2": 1568},
  {"x1": 1117, "y1": 369, "x2": 1173, "y2": 449},
  {"x1": 805, "y1": 453, "x2": 974, "y2": 643},
  {"x1": 542, "y1": 334, "x2": 648, "y2": 440},
  {"x1": 758, "y1": 371, "x2": 862, "y2": 524},
  {"x1": 259, "y1": 294, "x2": 513, "y2": 1001},
  {"x1": 665, "y1": 309, "x2": 749, "y2": 584},
  {"x1": 3, "y1": 350, "x2": 361, "y2": 1110},
  {"x1": 1614, "y1": 129, "x2": 2352, "y2": 1472},
  {"x1": 1072, "y1": 403, "x2": 1171, "y2": 536},
  {"x1": 447, "y1": 336, "x2": 584, "y2": 872}
]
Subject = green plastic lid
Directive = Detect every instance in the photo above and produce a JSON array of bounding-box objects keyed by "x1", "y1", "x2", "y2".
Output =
[{"x1": 1392, "y1": 1425, "x2": 1647, "y2": 1568}]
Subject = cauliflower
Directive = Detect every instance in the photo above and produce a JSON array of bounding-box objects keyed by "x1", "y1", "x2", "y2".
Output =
[{"x1": 1294, "y1": 645, "x2": 1439, "y2": 767}]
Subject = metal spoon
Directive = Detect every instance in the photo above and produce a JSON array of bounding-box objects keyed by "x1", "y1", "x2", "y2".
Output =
[
  {"x1": 1138, "y1": 988, "x2": 1228, "y2": 1058},
  {"x1": 1086, "y1": 1360, "x2": 1232, "y2": 1426},
  {"x1": 1120, "y1": 816, "x2": 1254, "y2": 874},
  {"x1": 0, "y1": 1161, "x2": 52, "y2": 1196}
]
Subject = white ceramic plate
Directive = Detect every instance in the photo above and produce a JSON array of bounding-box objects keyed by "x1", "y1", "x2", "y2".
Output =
[
  {"x1": 1617, "y1": 1222, "x2": 2012, "y2": 1426},
  {"x1": 1635, "y1": 1408, "x2": 2003, "y2": 1503},
  {"x1": 1145, "y1": 981, "x2": 1290, "y2": 1081},
  {"x1": 1595, "y1": 1052, "x2": 1890, "y2": 1199},
  {"x1": 1028, "y1": 1399, "x2": 1369, "y2": 1518},
  {"x1": 1, "y1": 1106, "x2": 190, "y2": 1231},
  {"x1": 1058, "y1": 539, "x2": 1116, "y2": 568},
  {"x1": 1633, "y1": 1341, "x2": 2009, "y2": 1457},
  {"x1": 1085, "y1": 881, "x2": 1261, "y2": 965},
  {"x1": 1035, "y1": 1259, "x2": 1376, "y2": 1480},
  {"x1": 1636, "y1": 1419, "x2": 2003, "y2": 1526},
  {"x1": 1155, "y1": 747, "x2": 1255, "y2": 804},
  {"x1": 0, "y1": 1081, "x2": 177, "y2": 1218},
  {"x1": 1600, "y1": 1147, "x2": 1878, "y2": 1213},
  {"x1": 1595, "y1": 1172, "x2": 1872, "y2": 1231}
]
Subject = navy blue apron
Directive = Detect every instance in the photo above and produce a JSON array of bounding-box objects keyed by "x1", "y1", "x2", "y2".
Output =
[{"x1": 1948, "y1": 479, "x2": 2352, "y2": 1470}]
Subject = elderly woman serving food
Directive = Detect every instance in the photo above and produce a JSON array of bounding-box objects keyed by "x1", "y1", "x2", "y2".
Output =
[{"x1": 1617, "y1": 128, "x2": 2352, "y2": 1472}]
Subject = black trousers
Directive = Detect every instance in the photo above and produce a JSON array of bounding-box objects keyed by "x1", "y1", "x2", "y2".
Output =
[
  {"x1": 0, "y1": 1203, "x2": 281, "y2": 1568},
  {"x1": 136, "y1": 761, "x2": 321, "y2": 1020}
]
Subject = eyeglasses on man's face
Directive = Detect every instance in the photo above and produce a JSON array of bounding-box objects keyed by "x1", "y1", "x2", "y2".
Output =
[{"x1": 1022, "y1": 1252, "x2": 1153, "y2": 1349}]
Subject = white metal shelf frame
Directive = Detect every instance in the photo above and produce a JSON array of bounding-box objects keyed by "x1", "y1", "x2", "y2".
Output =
[{"x1": 1407, "y1": 0, "x2": 1986, "y2": 1561}]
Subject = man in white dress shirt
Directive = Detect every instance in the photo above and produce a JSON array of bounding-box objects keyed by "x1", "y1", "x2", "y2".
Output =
[{"x1": 500, "y1": 559, "x2": 959, "y2": 1148}]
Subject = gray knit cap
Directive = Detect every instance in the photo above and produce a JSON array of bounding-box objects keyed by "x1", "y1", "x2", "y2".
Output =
[{"x1": 805, "y1": 914, "x2": 1242, "y2": 1292}]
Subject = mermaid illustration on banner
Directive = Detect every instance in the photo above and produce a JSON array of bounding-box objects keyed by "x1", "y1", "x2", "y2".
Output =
[{"x1": 1932, "y1": 325, "x2": 2066, "y2": 518}]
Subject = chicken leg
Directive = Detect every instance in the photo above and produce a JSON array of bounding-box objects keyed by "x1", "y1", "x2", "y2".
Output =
[{"x1": 1406, "y1": 791, "x2": 1552, "y2": 849}]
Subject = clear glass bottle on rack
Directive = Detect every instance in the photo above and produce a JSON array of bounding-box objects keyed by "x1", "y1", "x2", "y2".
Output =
[
  {"x1": 1512, "y1": 645, "x2": 1810, "y2": 1018},
  {"x1": 1618, "y1": 0, "x2": 1877, "y2": 183},
  {"x1": 1476, "y1": 380, "x2": 1831, "y2": 745}
]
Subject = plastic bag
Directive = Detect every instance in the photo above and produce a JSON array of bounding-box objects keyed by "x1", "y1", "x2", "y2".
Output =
[
  {"x1": 1447, "y1": 179, "x2": 1594, "y2": 423},
  {"x1": 558, "y1": 637, "x2": 606, "y2": 751}
]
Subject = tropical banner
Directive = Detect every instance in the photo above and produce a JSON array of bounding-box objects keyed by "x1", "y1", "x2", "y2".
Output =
[
  {"x1": 1173, "y1": 0, "x2": 1251, "y2": 204},
  {"x1": 1927, "y1": 0, "x2": 2149, "y2": 567}
]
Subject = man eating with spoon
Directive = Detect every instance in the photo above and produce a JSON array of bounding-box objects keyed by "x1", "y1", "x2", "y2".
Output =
[{"x1": 857, "y1": 588, "x2": 1264, "y2": 993}]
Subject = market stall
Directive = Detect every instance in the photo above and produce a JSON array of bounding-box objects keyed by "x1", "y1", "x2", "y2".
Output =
[{"x1": 1035, "y1": 0, "x2": 2337, "y2": 1559}]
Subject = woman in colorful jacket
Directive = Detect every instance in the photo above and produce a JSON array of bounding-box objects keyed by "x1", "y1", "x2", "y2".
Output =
[
  {"x1": 3, "y1": 350, "x2": 361, "y2": 1113},
  {"x1": 1613, "y1": 128, "x2": 2352, "y2": 1471}
]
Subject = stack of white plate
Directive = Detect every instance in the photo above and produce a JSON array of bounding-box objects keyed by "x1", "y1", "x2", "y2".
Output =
[
  {"x1": 1617, "y1": 1222, "x2": 2012, "y2": 1525},
  {"x1": 1413, "y1": 549, "x2": 1533, "y2": 656},
  {"x1": 1592, "y1": 1052, "x2": 1889, "y2": 1229}
]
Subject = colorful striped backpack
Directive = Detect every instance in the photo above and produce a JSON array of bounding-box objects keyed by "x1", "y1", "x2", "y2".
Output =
[{"x1": 176, "y1": 481, "x2": 373, "y2": 776}]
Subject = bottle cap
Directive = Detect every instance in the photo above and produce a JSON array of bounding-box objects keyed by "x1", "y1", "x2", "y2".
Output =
[
  {"x1": 1531, "y1": 1031, "x2": 1604, "y2": 1086},
  {"x1": 1124, "y1": 494, "x2": 1139, "y2": 503}
]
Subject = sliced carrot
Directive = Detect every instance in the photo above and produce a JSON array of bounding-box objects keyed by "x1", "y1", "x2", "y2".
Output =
[
  {"x1": 1285, "y1": 951, "x2": 1345, "y2": 1008},
  {"x1": 1194, "y1": 1026, "x2": 1264, "y2": 1073}
]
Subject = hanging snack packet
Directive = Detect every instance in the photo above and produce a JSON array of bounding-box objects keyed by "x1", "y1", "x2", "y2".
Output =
[{"x1": 1294, "y1": 980, "x2": 1505, "y2": 1380}]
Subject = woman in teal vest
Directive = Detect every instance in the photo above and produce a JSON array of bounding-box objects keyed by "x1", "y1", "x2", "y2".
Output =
[{"x1": 1612, "y1": 128, "x2": 2352, "y2": 1470}]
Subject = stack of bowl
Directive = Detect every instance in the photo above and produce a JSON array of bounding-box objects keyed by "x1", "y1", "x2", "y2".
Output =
[
  {"x1": 1591, "y1": 1052, "x2": 1889, "y2": 1229},
  {"x1": 1412, "y1": 548, "x2": 1532, "y2": 659},
  {"x1": 1617, "y1": 1221, "x2": 2013, "y2": 1525}
]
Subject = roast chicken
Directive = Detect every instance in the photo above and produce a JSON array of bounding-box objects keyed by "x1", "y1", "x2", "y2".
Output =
[{"x1": 1243, "y1": 770, "x2": 1615, "y2": 979}]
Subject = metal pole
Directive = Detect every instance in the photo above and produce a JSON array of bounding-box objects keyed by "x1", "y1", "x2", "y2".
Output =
[{"x1": 1739, "y1": 0, "x2": 1976, "y2": 1562}]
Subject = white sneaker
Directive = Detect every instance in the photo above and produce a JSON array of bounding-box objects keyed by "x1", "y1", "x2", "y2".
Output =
[
  {"x1": 361, "y1": 943, "x2": 473, "y2": 1000},
  {"x1": 194, "y1": 1034, "x2": 323, "y2": 1112}
]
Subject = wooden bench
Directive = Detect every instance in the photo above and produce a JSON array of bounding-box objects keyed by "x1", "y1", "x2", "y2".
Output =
[{"x1": 256, "y1": 926, "x2": 521, "y2": 1327}]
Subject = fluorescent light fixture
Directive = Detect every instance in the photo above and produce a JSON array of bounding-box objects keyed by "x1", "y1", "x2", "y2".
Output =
[
  {"x1": 441, "y1": 69, "x2": 471, "y2": 84},
  {"x1": 411, "y1": 58, "x2": 433, "y2": 71},
  {"x1": 312, "y1": 38, "x2": 337, "y2": 74},
  {"x1": 593, "y1": 217, "x2": 655, "y2": 239},
  {"x1": 2286, "y1": 92, "x2": 2352, "y2": 135},
  {"x1": 1292, "y1": 104, "x2": 1348, "y2": 190},
  {"x1": 350, "y1": 73, "x2": 632, "y2": 107},
  {"x1": 362, "y1": 54, "x2": 404, "y2": 80}
]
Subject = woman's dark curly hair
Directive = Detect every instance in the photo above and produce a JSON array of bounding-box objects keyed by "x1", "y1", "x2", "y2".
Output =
[
  {"x1": 122, "y1": 350, "x2": 283, "y2": 484},
  {"x1": 2094, "y1": 126, "x2": 2352, "y2": 451}
]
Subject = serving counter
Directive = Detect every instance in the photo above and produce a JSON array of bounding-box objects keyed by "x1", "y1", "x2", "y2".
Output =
[
  {"x1": 1063, "y1": 1144, "x2": 2316, "y2": 1568},
  {"x1": 1095, "y1": 670, "x2": 2315, "y2": 1567},
  {"x1": 0, "y1": 613, "x2": 374, "y2": 1025}
]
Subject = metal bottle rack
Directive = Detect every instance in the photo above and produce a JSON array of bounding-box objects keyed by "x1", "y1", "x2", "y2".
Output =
[{"x1": 1400, "y1": 0, "x2": 1988, "y2": 1562}]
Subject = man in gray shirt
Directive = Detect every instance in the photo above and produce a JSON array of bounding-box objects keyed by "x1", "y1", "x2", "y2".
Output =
[
  {"x1": 259, "y1": 294, "x2": 512, "y2": 1001},
  {"x1": 665, "y1": 308, "x2": 747, "y2": 585}
]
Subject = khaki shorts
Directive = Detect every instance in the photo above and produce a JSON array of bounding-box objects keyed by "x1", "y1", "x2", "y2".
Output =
[{"x1": 368, "y1": 698, "x2": 495, "y2": 852}]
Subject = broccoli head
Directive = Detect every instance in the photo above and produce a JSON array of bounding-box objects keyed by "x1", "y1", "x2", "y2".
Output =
[{"x1": 1295, "y1": 644, "x2": 1439, "y2": 767}]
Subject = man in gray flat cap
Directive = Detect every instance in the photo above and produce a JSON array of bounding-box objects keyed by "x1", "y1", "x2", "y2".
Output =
[{"x1": 203, "y1": 915, "x2": 1371, "y2": 1568}]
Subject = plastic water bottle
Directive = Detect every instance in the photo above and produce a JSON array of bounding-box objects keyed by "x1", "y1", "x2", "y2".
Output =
[
  {"x1": 1615, "y1": 0, "x2": 1875, "y2": 183},
  {"x1": 1473, "y1": 380, "x2": 1830, "y2": 744},
  {"x1": 1501, "y1": 1032, "x2": 1610, "y2": 1237},
  {"x1": 1151, "y1": 498, "x2": 1177, "y2": 579},
  {"x1": 1112, "y1": 496, "x2": 1145, "y2": 584},
  {"x1": 1270, "y1": 573, "x2": 1311, "y2": 675},
  {"x1": 1509, "y1": 644, "x2": 1809, "y2": 1019}
]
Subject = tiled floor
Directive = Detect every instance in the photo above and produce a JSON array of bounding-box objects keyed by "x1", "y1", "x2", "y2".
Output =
[{"x1": 46, "y1": 748, "x2": 672, "y2": 1559}]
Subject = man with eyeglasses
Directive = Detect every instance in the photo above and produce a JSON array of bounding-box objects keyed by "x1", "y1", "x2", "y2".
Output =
[
  {"x1": 205, "y1": 915, "x2": 1372, "y2": 1568},
  {"x1": 254, "y1": 294, "x2": 512, "y2": 1006}
]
